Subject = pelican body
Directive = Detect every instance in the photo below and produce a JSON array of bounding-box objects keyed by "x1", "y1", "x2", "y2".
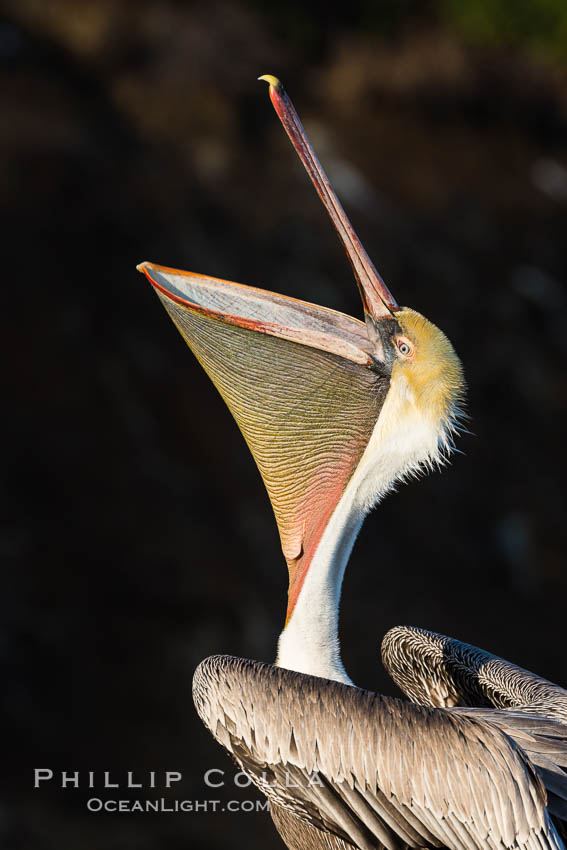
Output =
[{"x1": 140, "y1": 78, "x2": 567, "y2": 850}]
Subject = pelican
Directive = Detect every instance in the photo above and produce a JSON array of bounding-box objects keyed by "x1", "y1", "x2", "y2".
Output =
[{"x1": 139, "y1": 77, "x2": 567, "y2": 850}]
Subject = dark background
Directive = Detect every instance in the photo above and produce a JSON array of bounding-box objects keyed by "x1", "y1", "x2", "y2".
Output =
[{"x1": 2, "y1": 1, "x2": 567, "y2": 847}]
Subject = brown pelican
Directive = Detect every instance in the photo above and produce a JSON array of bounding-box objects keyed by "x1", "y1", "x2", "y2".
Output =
[{"x1": 139, "y1": 77, "x2": 567, "y2": 850}]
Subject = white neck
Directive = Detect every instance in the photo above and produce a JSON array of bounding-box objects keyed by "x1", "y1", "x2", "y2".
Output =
[{"x1": 276, "y1": 374, "x2": 446, "y2": 684}]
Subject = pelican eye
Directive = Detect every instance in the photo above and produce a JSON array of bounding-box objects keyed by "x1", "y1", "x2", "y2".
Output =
[{"x1": 396, "y1": 337, "x2": 414, "y2": 358}]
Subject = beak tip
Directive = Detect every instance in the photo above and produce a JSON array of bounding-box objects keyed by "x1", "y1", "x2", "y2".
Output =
[
  {"x1": 136, "y1": 261, "x2": 150, "y2": 274},
  {"x1": 258, "y1": 74, "x2": 281, "y2": 92}
]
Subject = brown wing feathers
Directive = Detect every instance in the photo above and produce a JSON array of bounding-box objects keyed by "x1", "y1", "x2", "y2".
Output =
[
  {"x1": 193, "y1": 655, "x2": 559, "y2": 850},
  {"x1": 382, "y1": 626, "x2": 567, "y2": 832},
  {"x1": 381, "y1": 626, "x2": 567, "y2": 722}
]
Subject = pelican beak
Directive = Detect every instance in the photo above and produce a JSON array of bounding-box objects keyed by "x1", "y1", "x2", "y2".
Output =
[
  {"x1": 139, "y1": 77, "x2": 401, "y2": 623},
  {"x1": 258, "y1": 75, "x2": 399, "y2": 340}
]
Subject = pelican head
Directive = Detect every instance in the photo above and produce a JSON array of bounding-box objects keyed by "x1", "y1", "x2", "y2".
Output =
[
  {"x1": 384, "y1": 308, "x2": 464, "y2": 460},
  {"x1": 138, "y1": 77, "x2": 465, "y2": 673}
]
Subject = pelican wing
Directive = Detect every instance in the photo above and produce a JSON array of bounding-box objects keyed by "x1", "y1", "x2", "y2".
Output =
[
  {"x1": 193, "y1": 655, "x2": 563, "y2": 850},
  {"x1": 271, "y1": 802, "x2": 363, "y2": 850},
  {"x1": 381, "y1": 626, "x2": 567, "y2": 723},
  {"x1": 141, "y1": 262, "x2": 388, "y2": 617},
  {"x1": 450, "y1": 707, "x2": 567, "y2": 824},
  {"x1": 382, "y1": 626, "x2": 567, "y2": 828}
]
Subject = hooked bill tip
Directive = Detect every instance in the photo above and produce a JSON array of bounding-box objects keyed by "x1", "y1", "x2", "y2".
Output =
[
  {"x1": 136, "y1": 261, "x2": 149, "y2": 274},
  {"x1": 258, "y1": 74, "x2": 282, "y2": 91}
]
